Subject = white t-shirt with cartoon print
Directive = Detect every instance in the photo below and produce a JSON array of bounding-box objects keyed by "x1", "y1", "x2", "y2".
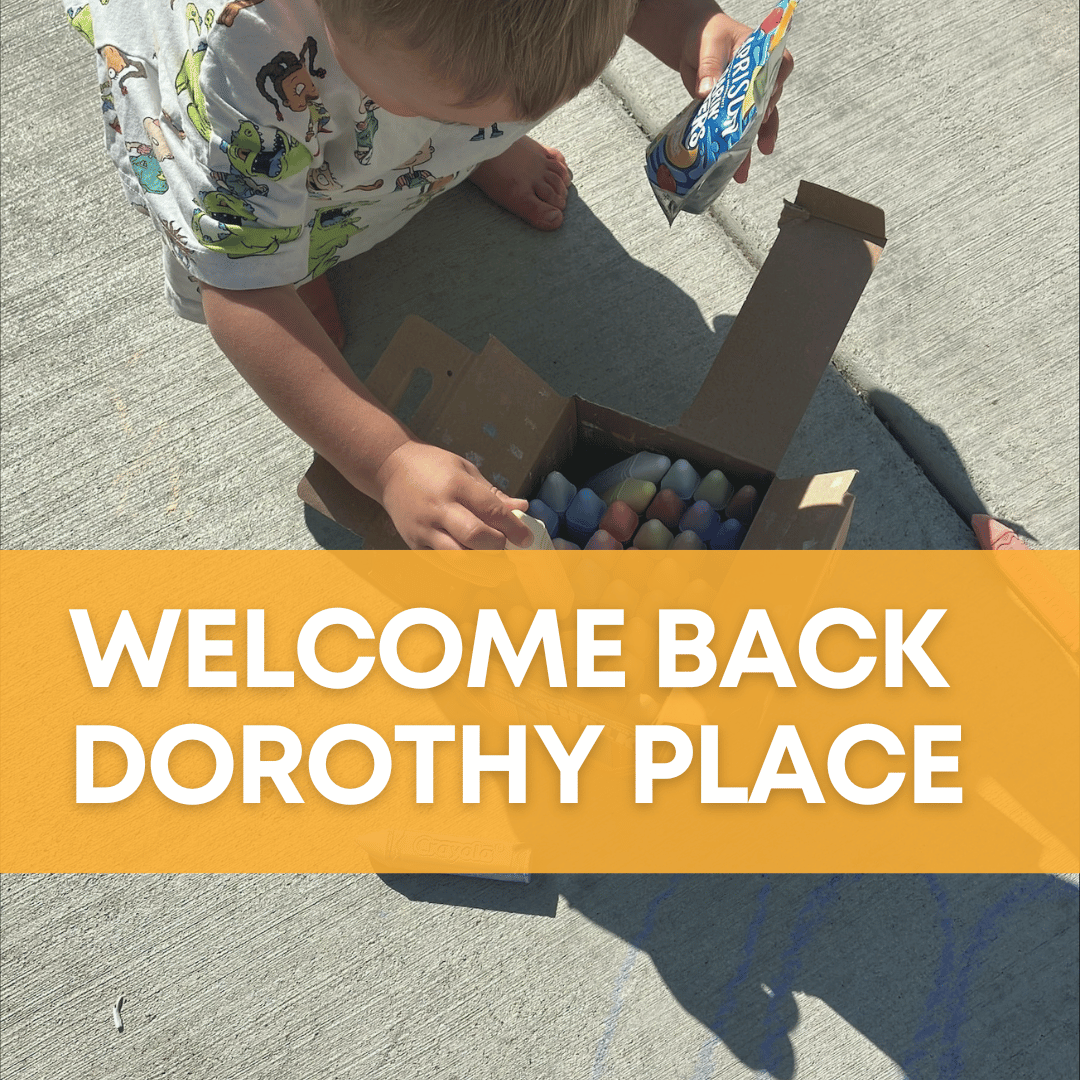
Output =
[{"x1": 67, "y1": 0, "x2": 533, "y2": 319}]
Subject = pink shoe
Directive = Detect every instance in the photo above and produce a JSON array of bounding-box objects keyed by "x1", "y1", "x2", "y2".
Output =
[{"x1": 972, "y1": 514, "x2": 1028, "y2": 550}]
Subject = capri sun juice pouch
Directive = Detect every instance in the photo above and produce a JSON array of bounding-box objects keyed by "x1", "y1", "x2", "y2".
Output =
[{"x1": 645, "y1": 0, "x2": 797, "y2": 223}]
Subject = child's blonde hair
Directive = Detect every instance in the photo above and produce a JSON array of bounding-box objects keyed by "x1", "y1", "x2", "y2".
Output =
[{"x1": 318, "y1": 0, "x2": 640, "y2": 120}]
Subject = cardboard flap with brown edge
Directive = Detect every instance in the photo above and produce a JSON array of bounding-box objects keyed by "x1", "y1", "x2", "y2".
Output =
[
  {"x1": 672, "y1": 181, "x2": 886, "y2": 476},
  {"x1": 298, "y1": 317, "x2": 575, "y2": 548},
  {"x1": 743, "y1": 470, "x2": 857, "y2": 550}
]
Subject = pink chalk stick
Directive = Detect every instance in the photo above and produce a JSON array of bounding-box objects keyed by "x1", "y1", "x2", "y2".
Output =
[
  {"x1": 599, "y1": 500, "x2": 639, "y2": 544},
  {"x1": 585, "y1": 528, "x2": 623, "y2": 550},
  {"x1": 645, "y1": 488, "x2": 686, "y2": 532}
]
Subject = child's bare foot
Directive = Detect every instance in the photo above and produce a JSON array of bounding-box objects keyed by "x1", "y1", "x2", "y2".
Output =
[
  {"x1": 468, "y1": 137, "x2": 572, "y2": 231},
  {"x1": 296, "y1": 274, "x2": 346, "y2": 351}
]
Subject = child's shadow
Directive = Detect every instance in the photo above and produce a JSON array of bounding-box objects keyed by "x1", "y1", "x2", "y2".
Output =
[
  {"x1": 559, "y1": 872, "x2": 1078, "y2": 1079},
  {"x1": 380, "y1": 871, "x2": 1078, "y2": 1079},
  {"x1": 328, "y1": 182, "x2": 734, "y2": 430}
]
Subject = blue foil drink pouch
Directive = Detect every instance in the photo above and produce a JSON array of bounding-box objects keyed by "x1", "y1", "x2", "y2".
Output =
[{"x1": 646, "y1": 0, "x2": 797, "y2": 223}]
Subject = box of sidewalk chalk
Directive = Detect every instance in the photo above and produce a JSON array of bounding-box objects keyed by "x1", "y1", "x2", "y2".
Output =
[{"x1": 299, "y1": 182, "x2": 886, "y2": 550}]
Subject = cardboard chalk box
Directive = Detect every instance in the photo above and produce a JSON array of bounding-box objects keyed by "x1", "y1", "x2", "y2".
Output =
[{"x1": 299, "y1": 182, "x2": 887, "y2": 550}]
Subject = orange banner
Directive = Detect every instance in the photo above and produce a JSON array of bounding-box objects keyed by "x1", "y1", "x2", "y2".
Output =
[{"x1": 1, "y1": 550, "x2": 1076, "y2": 873}]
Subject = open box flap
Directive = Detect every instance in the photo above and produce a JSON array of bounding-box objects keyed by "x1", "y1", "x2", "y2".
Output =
[
  {"x1": 787, "y1": 180, "x2": 887, "y2": 247},
  {"x1": 365, "y1": 315, "x2": 475, "y2": 431},
  {"x1": 743, "y1": 470, "x2": 857, "y2": 550},
  {"x1": 299, "y1": 318, "x2": 572, "y2": 544},
  {"x1": 431, "y1": 335, "x2": 573, "y2": 496},
  {"x1": 299, "y1": 316, "x2": 477, "y2": 548},
  {"x1": 672, "y1": 182, "x2": 886, "y2": 473}
]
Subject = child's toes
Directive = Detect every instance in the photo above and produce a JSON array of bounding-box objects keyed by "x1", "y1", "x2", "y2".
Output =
[
  {"x1": 529, "y1": 194, "x2": 563, "y2": 230},
  {"x1": 546, "y1": 157, "x2": 571, "y2": 187},
  {"x1": 543, "y1": 166, "x2": 569, "y2": 199},
  {"x1": 545, "y1": 146, "x2": 569, "y2": 171},
  {"x1": 467, "y1": 137, "x2": 571, "y2": 232},
  {"x1": 537, "y1": 206, "x2": 564, "y2": 230},
  {"x1": 534, "y1": 178, "x2": 567, "y2": 210}
]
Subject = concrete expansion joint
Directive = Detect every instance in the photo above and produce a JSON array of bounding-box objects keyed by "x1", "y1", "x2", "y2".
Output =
[
  {"x1": 598, "y1": 70, "x2": 765, "y2": 274},
  {"x1": 597, "y1": 72, "x2": 653, "y2": 142}
]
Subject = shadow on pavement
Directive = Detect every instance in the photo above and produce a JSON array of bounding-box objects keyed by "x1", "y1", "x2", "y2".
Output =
[
  {"x1": 868, "y1": 389, "x2": 1032, "y2": 543},
  {"x1": 557, "y1": 872, "x2": 1077, "y2": 1079},
  {"x1": 381, "y1": 871, "x2": 1077, "y2": 1079},
  {"x1": 378, "y1": 873, "x2": 559, "y2": 918}
]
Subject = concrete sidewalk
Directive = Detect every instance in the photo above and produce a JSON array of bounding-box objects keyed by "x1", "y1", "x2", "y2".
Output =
[
  {"x1": 2, "y1": 873, "x2": 1077, "y2": 1080},
  {"x1": 1, "y1": 1, "x2": 1077, "y2": 1078}
]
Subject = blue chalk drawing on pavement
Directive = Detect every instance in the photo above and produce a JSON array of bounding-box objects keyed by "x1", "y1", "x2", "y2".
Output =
[
  {"x1": 690, "y1": 875, "x2": 773, "y2": 1080},
  {"x1": 673, "y1": 873, "x2": 1074, "y2": 1079},
  {"x1": 591, "y1": 875, "x2": 683, "y2": 1079},
  {"x1": 901, "y1": 874, "x2": 1063, "y2": 1080},
  {"x1": 901, "y1": 874, "x2": 959, "y2": 1079},
  {"x1": 759, "y1": 875, "x2": 861, "y2": 1075}
]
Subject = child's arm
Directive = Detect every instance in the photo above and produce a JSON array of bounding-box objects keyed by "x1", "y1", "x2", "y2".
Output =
[
  {"x1": 628, "y1": 0, "x2": 794, "y2": 183},
  {"x1": 201, "y1": 283, "x2": 532, "y2": 550}
]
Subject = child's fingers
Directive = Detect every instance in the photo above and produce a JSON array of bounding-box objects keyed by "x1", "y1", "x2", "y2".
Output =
[
  {"x1": 757, "y1": 104, "x2": 780, "y2": 156},
  {"x1": 757, "y1": 49, "x2": 791, "y2": 155},
  {"x1": 498, "y1": 506, "x2": 534, "y2": 548},
  {"x1": 422, "y1": 507, "x2": 497, "y2": 550},
  {"x1": 424, "y1": 530, "x2": 467, "y2": 551},
  {"x1": 764, "y1": 82, "x2": 785, "y2": 123},
  {"x1": 455, "y1": 463, "x2": 532, "y2": 542},
  {"x1": 439, "y1": 503, "x2": 522, "y2": 551},
  {"x1": 694, "y1": 22, "x2": 739, "y2": 97},
  {"x1": 380, "y1": 444, "x2": 535, "y2": 550},
  {"x1": 734, "y1": 152, "x2": 752, "y2": 184},
  {"x1": 776, "y1": 49, "x2": 795, "y2": 93},
  {"x1": 478, "y1": 491, "x2": 535, "y2": 548}
]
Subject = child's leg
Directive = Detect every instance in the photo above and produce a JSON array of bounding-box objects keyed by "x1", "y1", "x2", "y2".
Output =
[
  {"x1": 468, "y1": 137, "x2": 572, "y2": 232},
  {"x1": 291, "y1": 137, "x2": 572, "y2": 349},
  {"x1": 296, "y1": 275, "x2": 346, "y2": 352},
  {"x1": 164, "y1": 243, "x2": 344, "y2": 351}
]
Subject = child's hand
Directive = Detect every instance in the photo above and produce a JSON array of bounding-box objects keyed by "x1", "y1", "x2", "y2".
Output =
[
  {"x1": 377, "y1": 441, "x2": 534, "y2": 550},
  {"x1": 679, "y1": 10, "x2": 794, "y2": 184}
]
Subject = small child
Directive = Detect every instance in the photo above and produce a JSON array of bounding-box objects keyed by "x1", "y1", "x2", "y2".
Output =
[{"x1": 68, "y1": 0, "x2": 789, "y2": 549}]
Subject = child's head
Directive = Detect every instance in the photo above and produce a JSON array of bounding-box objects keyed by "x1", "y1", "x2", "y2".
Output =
[{"x1": 318, "y1": 0, "x2": 638, "y2": 123}]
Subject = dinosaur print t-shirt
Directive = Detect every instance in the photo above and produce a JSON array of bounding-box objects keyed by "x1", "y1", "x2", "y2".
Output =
[{"x1": 68, "y1": 0, "x2": 534, "y2": 318}]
